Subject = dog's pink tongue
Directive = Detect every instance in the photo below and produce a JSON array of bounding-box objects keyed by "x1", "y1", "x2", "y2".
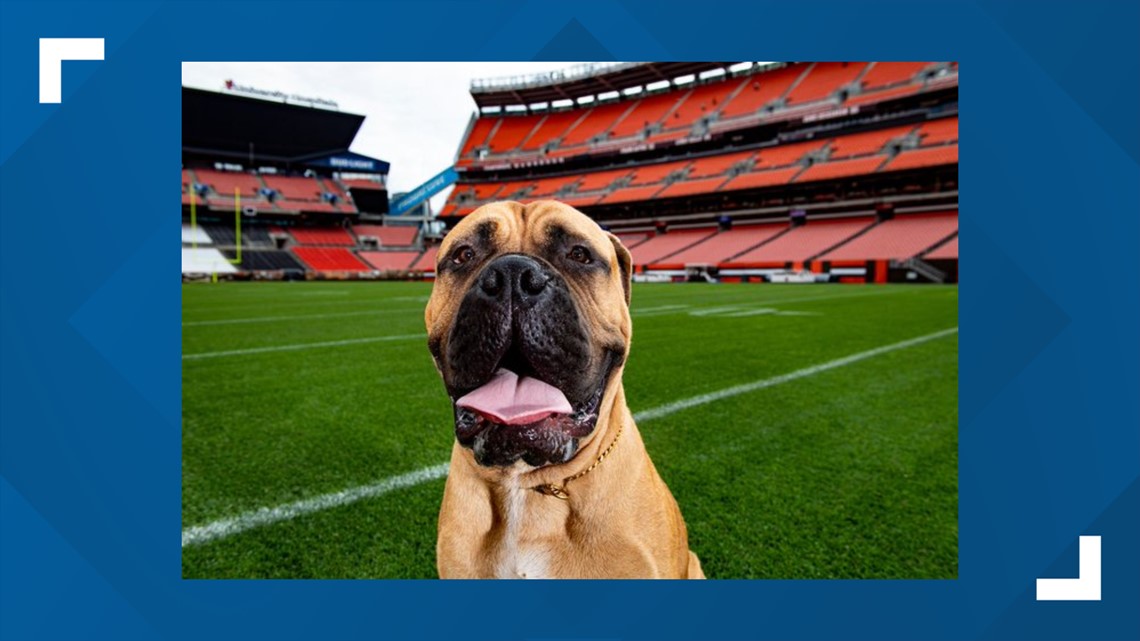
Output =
[{"x1": 456, "y1": 369, "x2": 572, "y2": 425}]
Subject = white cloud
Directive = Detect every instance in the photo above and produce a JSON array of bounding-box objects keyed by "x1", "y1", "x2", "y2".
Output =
[{"x1": 181, "y1": 62, "x2": 588, "y2": 214}]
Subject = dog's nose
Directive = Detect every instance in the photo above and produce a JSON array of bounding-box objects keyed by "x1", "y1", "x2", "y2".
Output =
[{"x1": 477, "y1": 255, "x2": 551, "y2": 304}]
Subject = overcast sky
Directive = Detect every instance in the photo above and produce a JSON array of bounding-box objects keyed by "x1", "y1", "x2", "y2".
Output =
[{"x1": 181, "y1": 62, "x2": 589, "y2": 212}]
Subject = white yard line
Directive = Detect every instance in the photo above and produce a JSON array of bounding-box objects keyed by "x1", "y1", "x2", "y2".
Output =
[
  {"x1": 631, "y1": 288, "x2": 908, "y2": 317},
  {"x1": 181, "y1": 464, "x2": 450, "y2": 547},
  {"x1": 634, "y1": 327, "x2": 958, "y2": 421},
  {"x1": 182, "y1": 335, "x2": 423, "y2": 360},
  {"x1": 182, "y1": 326, "x2": 957, "y2": 547},
  {"x1": 183, "y1": 309, "x2": 413, "y2": 327}
]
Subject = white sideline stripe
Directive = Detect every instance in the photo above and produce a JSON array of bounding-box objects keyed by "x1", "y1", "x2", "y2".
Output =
[
  {"x1": 181, "y1": 326, "x2": 957, "y2": 547},
  {"x1": 183, "y1": 309, "x2": 411, "y2": 327},
  {"x1": 181, "y1": 464, "x2": 450, "y2": 547},
  {"x1": 182, "y1": 335, "x2": 422, "y2": 360},
  {"x1": 633, "y1": 327, "x2": 957, "y2": 422},
  {"x1": 631, "y1": 288, "x2": 905, "y2": 318},
  {"x1": 630, "y1": 304, "x2": 690, "y2": 314}
]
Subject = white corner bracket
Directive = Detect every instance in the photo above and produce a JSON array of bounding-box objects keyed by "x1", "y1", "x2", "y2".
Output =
[
  {"x1": 1036, "y1": 535, "x2": 1101, "y2": 601},
  {"x1": 39, "y1": 38, "x2": 104, "y2": 103}
]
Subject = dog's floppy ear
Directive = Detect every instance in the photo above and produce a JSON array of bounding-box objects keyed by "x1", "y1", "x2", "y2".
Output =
[{"x1": 606, "y1": 232, "x2": 633, "y2": 305}]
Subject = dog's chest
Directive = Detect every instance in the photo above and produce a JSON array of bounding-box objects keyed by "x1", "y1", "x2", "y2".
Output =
[{"x1": 493, "y1": 481, "x2": 553, "y2": 579}]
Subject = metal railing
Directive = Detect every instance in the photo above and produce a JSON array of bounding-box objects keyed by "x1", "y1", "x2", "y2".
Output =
[{"x1": 470, "y1": 62, "x2": 645, "y2": 93}]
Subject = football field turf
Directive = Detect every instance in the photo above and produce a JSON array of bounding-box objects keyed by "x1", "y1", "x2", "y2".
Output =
[{"x1": 182, "y1": 282, "x2": 958, "y2": 579}]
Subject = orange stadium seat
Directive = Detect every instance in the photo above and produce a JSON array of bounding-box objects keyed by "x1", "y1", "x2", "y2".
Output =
[
  {"x1": 785, "y1": 62, "x2": 868, "y2": 104},
  {"x1": 844, "y1": 84, "x2": 922, "y2": 106},
  {"x1": 608, "y1": 91, "x2": 684, "y2": 139},
  {"x1": 924, "y1": 236, "x2": 958, "y2": 260},
  {"x1": 529, "y1": 175, "x2": 580, "y2": 197},
  {"x1": 726, "y1": 217, "x2": 875, "y2": 264},
  {"x1": 341, "y1": 178, "x2": 385, "y2": 190},
  {"x1": 559, "y1": 101, "x2": 632, "y2": 147},
  {"x1": 281, "y1": 201, "x2": 339, "y2": 213},
  {"x1": 195, "y1": 169, "x2": 264, "y2": 197},
  {"x1": 411, "y1": 245, "x2": 440, "y2": 271},
  {"x1": 795, "y1": 156, "x2": 887, "y2": 183},
  {"x1": 557, "y1": 194, "x2": 604, "y2": 208},
  {"x1": 720, "y1": 166, "x2": 802, "y2": 192},
  {"x1": 352, "y1": 225, "x2": 418, "y2": 247},
  {"x1": 882, "y1": 145, "x2": 958, "y2": 172},
  {"x1": 686, "y1": 150, "x2": 758, "y2": 178},
  {"x1": 492, "y1": 180, "x2": 537, "y2": 200},
  {"x1": 292, "y1": 247, "x2": 370, "y2": 271},
  {"x1": 576, "y1": 168, "x2": 634, "y2": 192},
  {"x1": 459, "y1": 118, "x2": 496, "y2": 157},
  {"x1": 656, "y1": 223, "x2": 787, "y2": 267},
  {"x1": 917, "y1": 117, "x2": 959, "y2": 145},
  {"x1": 719, "y1": 64, "x2": 806, "y2": 119},
  {"x1": 358, "y1": 251, "x2": 421, "y2": 270},
  {"x1": 319, "y1": 176, "x2": 348, "y2": 198},
  {"x1": 628, "y1": 160, "x2": 691, "y2": 185},
  {"x1": 288, "y1": 227, "x2": 355, "y2": 246},
  {"x1": 486, "y1": 115, "x2": 543, "y2": 153},
  {"x1": 597, "y1": 184, "x2": 666, "y2": 205},
  {"x1": 522, "y1": 111, "x2": 583, "y2": 151},
  {"x1": 860, "y1": 62, "x2": 931, "y2": 89},
  {"x1": 628, "y1": 228, "x2": 718, "y2": 266},
  {"x1": 663, "y1": 76, "x2": 745, "y2": 131},
  {"x1": 260, "y1": 175, "x2": 326, "y2": 201},
  {"x1": 614, "y1": 232, "x2": 649, "y2": 248},
  {"x1": 645, "y1": 128, "x2": 693, "y2": 145},
  {"x1": 818, "y1": 211, "x2": 958, "y2": 261},
  {"x1": 828, "y1": 124, "x2": 917, "y2": 158},
  {"x1": 470, "y1": 183, "x2": 502, "y2": 200},
  {"x1": 655, "y1": 176, "x2": 731, "y2": 199},
  {"x1": 755, "y1": 139, "x2": 827, "y2": 168}
]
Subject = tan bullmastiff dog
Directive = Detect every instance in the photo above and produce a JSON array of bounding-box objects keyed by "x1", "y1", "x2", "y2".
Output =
[{"x1": 424, "y1": 200, "x2": 703, "y2": 579}]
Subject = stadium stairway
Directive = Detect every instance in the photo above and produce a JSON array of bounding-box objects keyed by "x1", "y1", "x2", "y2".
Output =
[
  {"x1": 651, "y1": 222, "x2": 787, "y2": 269},
  {"x1": 817, "y1": 212, "x2": 958, "y2": 262},
  {"x1": 717, "y1": 225, "x2": 794, "y2": 264},
  {"x1": 807, "y1": 218, "x2": 883, "y2": 261},
  {"x1": 628, "y1": 227, "x2": 718, "y2": 268},
  {"x1": 923, "y1": 235, "x2": 959, "y2": 260},
  {"x1": 410, "y1": 245, "x2": 439, "y2": 272}
]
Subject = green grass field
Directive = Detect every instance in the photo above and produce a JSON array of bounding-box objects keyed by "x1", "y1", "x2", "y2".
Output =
[{"x1": 182, "y1": 282, "x2": 958, "y2": 579}]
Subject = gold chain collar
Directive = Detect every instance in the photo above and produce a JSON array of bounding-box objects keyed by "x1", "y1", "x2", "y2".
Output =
[{"x1": 532, "y1": 420, "x2": 623, "y2": 500}]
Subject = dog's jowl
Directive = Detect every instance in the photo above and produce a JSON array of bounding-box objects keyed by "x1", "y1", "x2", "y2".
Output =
[{"x1": 425, "y1": 200, "x2": 703, "y2": 579}]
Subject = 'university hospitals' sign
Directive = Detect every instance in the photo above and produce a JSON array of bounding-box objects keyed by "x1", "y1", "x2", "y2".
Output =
[
  {"x1": 306, "y1": 151, "x2": 390, "y2": 175},
  {"x1": 224, "y1": 79, "x2": 339, "y2": 110},
  {"x1": 389, "y1": 167, "x2": 458, "y2": 216},
  {"x1": 329, "y1": 156, "x2": 377, "y2": 171}
]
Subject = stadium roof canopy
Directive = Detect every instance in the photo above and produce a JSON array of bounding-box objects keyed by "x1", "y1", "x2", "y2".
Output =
[
  {"x1": 182, "y1": 87, "x2": 388, "y2": 173},
  {"x1": 469, "y1": 62, "x2": 739, "y2": 110}
]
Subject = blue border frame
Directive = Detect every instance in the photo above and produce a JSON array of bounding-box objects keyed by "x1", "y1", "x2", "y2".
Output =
[{"x1": 2, "y1": 1, "x2": 1138, "y2": 639}]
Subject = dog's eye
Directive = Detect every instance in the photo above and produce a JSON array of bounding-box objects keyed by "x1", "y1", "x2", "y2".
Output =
[
  {"x1": 568, "y1": 245, "x2": 592, "y2": 265},
  {"x1": 451, "y1": 246, "x2": 475, "y2": 265}
]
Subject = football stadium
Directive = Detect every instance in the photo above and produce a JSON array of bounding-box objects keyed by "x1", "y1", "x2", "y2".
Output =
[{"x1": 182, "y1": 62, "x2": 959, "y2": 579}]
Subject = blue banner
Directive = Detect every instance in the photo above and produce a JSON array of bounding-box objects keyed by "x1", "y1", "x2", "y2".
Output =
[
  {"x1": 389, "y1": 166, "x2": 458, "y2": 215},
  {"x1": 306, "y1": 150, "x2": 390, "y2": 174}
]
